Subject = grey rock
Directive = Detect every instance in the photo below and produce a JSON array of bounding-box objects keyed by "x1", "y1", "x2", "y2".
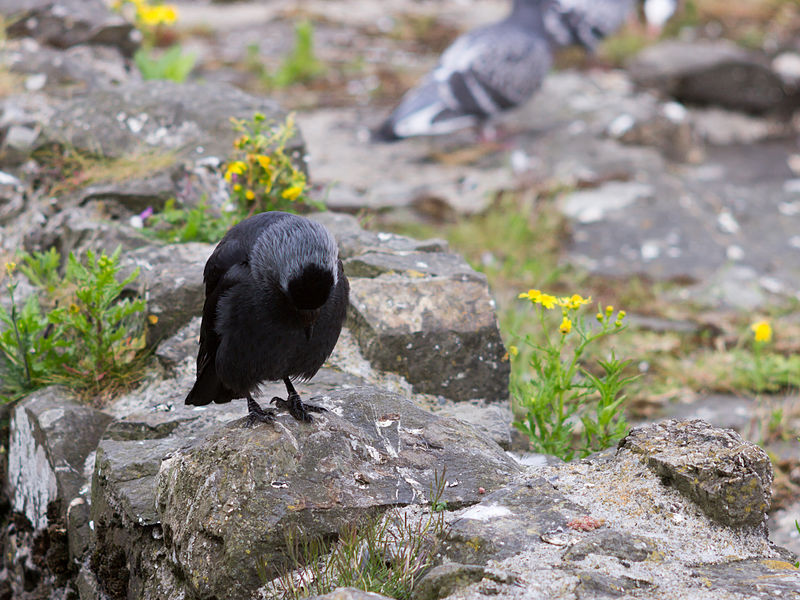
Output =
[
  {"x1": 691, "y1": 559, "x2": 800, "y2": 597},
  {"x1": 628, "y1": 40, "x2": 793, "y2": 115},
  {"x1": 154, "y1": 317, "x2": 200, "y2": 371},
  {"x1": 435, "y1": 402, "x2": 513, "y2": 450},
  {"x1": 0, "y1": 170, "x2": 26, "y2": 224},
  {"x1": 308, "y1": 588, "x2": 395, "y2": 600},
  {"x1": 441, "y1": 476, "x2": 585, "y2": 565},
  {"x1": 310, "y1": 211, "x2": 449, "y2": 260},
  {"x1": 573, "y1": 570, "x2": 653, "y2": 598},
  {"x1": 29, "y1": 201, "x2": 153, "y2": 259},
  {"x1": 562, "y1": 530, "x2": 659, "y2": 562},
  {"x1": 621, "y1": 419, "x2": 773, "y2": 528},
  {"x1": 348, "y1": 274, "x2": 509, "y2": 402},
  {"x1": 41, "y1": 79, "x2": 297, "y2": 163},
  {"x1": 9, "y1": 43, "x2": 138, "y2": 92},
  {"x1": 7, "y1": 386, "x2": 113, "y2": 532},
  {"x1": 412, "y1": 563, "x2": 487, "y2": 600},
  {"x1": 2, "y1": 0, "x2": 139, "y2": 56},
  {"x1": 156, "y1": 387, "x2": 520, "y2": 600},
  {"x1": 344, "y1": 249, "x2": 475, "y2": 280},
  {"x1": 119, "y1": 242, "x2": 213, "y2": 345}
]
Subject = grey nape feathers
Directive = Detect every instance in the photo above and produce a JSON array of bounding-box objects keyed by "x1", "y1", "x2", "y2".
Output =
[{"x1": 185, "y1": 211, "x2": 349, "y2": 424}]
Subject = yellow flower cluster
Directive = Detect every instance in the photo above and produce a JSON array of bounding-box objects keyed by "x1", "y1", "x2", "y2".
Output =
[
  {"x1": 751, "y1": 320, "x2": 772, "y2": 343},
  {"x1": 518, "y1": 289, "x2": 591, "y2": 311},
  {"x1": 4, "y1": 261, "x2": 15, "y2": 276}
]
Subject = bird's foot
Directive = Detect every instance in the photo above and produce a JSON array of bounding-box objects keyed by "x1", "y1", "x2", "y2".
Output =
[
  {"x1": 244, "y1": 396, "x2": 276, "y2": 427},
  {"x1": 271, "y1": 393, "x2": 327, "y2": 423}
]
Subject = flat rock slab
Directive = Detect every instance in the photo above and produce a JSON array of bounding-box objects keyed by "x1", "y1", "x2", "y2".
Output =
[
  {"x1": 155, "y1": 387, "x2": 521, "y2": 600},
  {"x1": 36, "y1": 79, "x2": 296, "y2": 162},
  {"x1": 621, "y1": 419, "x2": 773, "y2": 528}
]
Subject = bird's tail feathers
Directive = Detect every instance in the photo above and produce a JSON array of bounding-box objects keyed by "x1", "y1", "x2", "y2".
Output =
[{"x1": 185, "y1": 365, "x2": 229, "y2": 406}]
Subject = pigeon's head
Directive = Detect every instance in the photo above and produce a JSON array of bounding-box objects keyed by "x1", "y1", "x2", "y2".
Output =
[{"x1": 252, "y1": 215, "x2": 340, "y2": 313}]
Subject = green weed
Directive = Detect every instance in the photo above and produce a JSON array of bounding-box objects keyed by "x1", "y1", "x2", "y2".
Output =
[
  {"x1": 147, "y1": 199, "x2": 236, "y2": 243},
  {"x1": 265, "y1": 471, "x2": 447, "y2": 600},
  {"x1": 0, "y1": 248, "x2": 147, "y2": 404},
  {"x1": 134, "y1": 44, "x2": 197, "y2": 82},
  {"x1": 511, "y1": 292, "x2": 636, "y2": 461},
  {"x1": 268, "y1": 20, "x2": 325, "y2": 89}
]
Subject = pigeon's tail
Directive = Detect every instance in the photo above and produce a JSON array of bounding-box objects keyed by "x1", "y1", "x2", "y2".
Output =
[
  {"x1": 371, "y1": 118, "x2": 402, "y2": 143},
  {"x1": 373, "y1": 78, "x2": 478, "y2": 141}
]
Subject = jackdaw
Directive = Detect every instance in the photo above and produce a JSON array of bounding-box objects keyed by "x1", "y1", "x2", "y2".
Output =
[{"x1": 185, "y1": 211, "x2": 349, "y2": 424}]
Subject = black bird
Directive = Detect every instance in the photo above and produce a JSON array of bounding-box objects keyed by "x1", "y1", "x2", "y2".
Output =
[{"x1": 185, "y1": 211, "x2": 349, "y2": 424}]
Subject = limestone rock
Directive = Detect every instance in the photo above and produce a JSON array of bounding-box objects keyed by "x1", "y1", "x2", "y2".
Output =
[
  {"x1": 41, "y1": 80, "x2": 296, "y2": 162},
  {"x1": 629, "y1": 40, "x2": 793, "y2": 115},
  {"x1": 7, "y1": 386, "x2": 112, "y2": 541},
  {"x1": 155, "y1": 387, "x2": 520, "y2": 600},
  {"x1": 2, "y1": 0, "x2": 139, "y2": 56},
  {"x1": 119, "y1": 242, "x2": 213, "y2": 345},
  {"x1": 621, "y1": 419, "x2": 773, "y2": 528},
  {"x1": 308, "y1": 588, "x2": 395, "y2": 600},
  {"x1": 411, "y1": 563, "x2": 487, "y2": 600},
  {"x1": 441, "y1": 476, "x2": 585, "y2": 565}
]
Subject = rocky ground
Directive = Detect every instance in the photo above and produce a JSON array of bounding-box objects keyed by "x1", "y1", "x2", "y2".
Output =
[{"x1": 0, "y1": 0, "x2": 800, "y2": 598}]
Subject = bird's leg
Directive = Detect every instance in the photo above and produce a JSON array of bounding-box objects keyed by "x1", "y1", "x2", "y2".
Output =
[
  {"x1": 271, "y1": 378, "x2": 327, "y2": 423},
  {"x1": 244, "y1": 393, "x2": 275, "y2": 427}
]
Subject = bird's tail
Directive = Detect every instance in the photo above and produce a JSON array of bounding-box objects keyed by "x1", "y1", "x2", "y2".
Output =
[
  {"x1": 185, "y1": 365, "x2": 229, "y2": 406},
  {"x1": 371, "y1": 119, "x2": 402, "y2": 143}
]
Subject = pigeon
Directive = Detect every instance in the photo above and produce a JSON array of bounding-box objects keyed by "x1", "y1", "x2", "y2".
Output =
[
  {"x1": 544, "y1": 0, "x2": 677, "y2": 49},
  {"x1": 544, "y1": 0, "x2": 637, "y2": 50},
  {"x1": 374, "y1": 0, "x2": 678, "y2": 141},
  {"x1": 185, "y1": 211, "x2": 349, "y2": 424},
  {"x1": 373, "y1": 0, "x2": 554, "y2": 141}
]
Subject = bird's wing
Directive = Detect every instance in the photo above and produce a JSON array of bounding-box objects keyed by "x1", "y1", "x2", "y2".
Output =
[
  {"x1": 196, "y1": 237, "x2": 249, "y2": 374},
  {"x1": 380, "y1": 25, "x2": 551, "y2": 139},
  {"x1": 545, "y1": 0, "x2": 635, "y2": 49}
]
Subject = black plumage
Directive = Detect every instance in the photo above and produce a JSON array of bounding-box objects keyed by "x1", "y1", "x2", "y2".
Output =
[{"x1": 185, "y1": 211, "x2": 349, "y2": 424}]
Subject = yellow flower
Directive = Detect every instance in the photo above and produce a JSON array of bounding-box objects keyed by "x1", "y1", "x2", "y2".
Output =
[
  {"x1": 255, "y1": 155, "x2": 272, "y2": 170},
  {"x1": 559, "y1": 317, "x2": 572, "y2": 335},
  {"x1": 518, "y1": 289, "x2": 542, "y2": 301},
  {"x1": 508, "y1": 345, "x2": 519, "y2": 357},
  {"x1": 233, "y1": 183, "x2": 242, "y2": 192},
  {"x1": 224, "y1": 161, "x2": 247, "y2": 182},
  {"x1": 538, "y1": 294, "x2": 558, "y2": 310},
  {"x1": 557, "y1": 294, "x2": 592, "y2": 310},
  {"x1": 138, "y1": 3, "x2": 178, "y2": 26},
  {"x1": 605, "y1": 305, "x2": 614, "y2": 315},
  {"x1": 281, "y1": 185, "x2": 303, "y2": 201},
  {"x1": 751, "y1": 321, "x2": 772, "y2": 343},
  {"x1": 4, "y1": 261, "x2": 15, "y2": 276},
  {"x1": 69, "y1": 303, "x2": 80, "y2": 314},
  {"x1": 245, "y1": 189, "x2": 255, "y2": 201},
  {"x1": 148, "y1": 314, "x2": 159, "y2": 325},
  {"x1": 596, "y1": 312, "x2": 603, "y2": 322}
]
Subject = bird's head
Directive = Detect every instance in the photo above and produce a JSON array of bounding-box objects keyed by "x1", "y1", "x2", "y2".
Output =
[{"x1": 251, "y1": 215, "x2": 340, "y2": 316}]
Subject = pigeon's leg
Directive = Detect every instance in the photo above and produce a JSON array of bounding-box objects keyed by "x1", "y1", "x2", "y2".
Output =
[
  {"x1": 271, "y1": 378, "x2": 327, "y2": 422},
  {"x1": 244, "y1": 393, "x2": 275, "y2": 427}
]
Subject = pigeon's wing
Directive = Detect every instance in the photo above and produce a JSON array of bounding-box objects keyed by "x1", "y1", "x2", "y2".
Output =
[
  {"x1": 545, "y1": 0, "x2": 635, "y2": 49},
  {"x1": 378, "y1": 25, "x2": 552, "y2": 139}
]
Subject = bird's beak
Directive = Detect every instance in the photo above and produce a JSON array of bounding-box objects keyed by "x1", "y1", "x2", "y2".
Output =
[{"x1": 299, "y1": 308, "x2": 321, "y2": 341}]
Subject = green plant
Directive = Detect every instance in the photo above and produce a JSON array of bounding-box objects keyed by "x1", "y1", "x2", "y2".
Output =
[
  {"x1": 114, "y1": 0, "x2": 196, "y2": 82},
  {"x1": 17, "y1": 247, "x2": 61, "y2": 294},
  {"x1": 225, "y1": 112, "x2": 322, "y2": 214},
  {"x1": 0, "y1": 249, "x2": 147, "y2": 403},
  {"x1": 0, "y1": 262, "x2": 67, "y2": 399},
  {"x1": 511, "y1": 291, "x2": 636, "y2": 461},
  {"x1": 264, "y1": 20, "x2": 325, "y2": 89},
  {"x1": 134, "y1": 44, "x2": 197, "y2": 82},
  {"x1": 267, "y1": 471, "x2": 447, "y2": 600},
  {"x1": 147, "y1": 199, "x2": 236, "y2": 243}
]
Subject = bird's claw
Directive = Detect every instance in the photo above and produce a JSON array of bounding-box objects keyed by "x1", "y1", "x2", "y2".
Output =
[
  {"x1": 271, "y1": 393, "x2": 326, "y2": 423},
  {"x1": 244, "y1": 396, "x2": 276, "y2": 427}
]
